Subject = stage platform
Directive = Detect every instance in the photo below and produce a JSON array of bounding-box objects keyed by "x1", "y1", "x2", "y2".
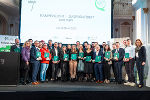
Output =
[
  {"x1": 0, "y1": 81, "x2": 150, "y2": 92},
  {"x1": 0, "y1": 82, "x2": 150, "y2": 100}
]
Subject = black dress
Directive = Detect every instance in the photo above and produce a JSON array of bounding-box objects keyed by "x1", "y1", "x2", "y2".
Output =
[{"x1": 84, "y1": 50, "x2": 93, "y2": 74}]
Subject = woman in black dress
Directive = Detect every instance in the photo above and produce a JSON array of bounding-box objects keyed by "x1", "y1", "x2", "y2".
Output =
[{"x1": 84, "y1": 44, "x2": 93, "y2": 81}]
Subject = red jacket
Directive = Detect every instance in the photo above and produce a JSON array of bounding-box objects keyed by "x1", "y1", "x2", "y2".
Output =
[{"x1": 40, "y1": 48, "x2": 51, "y2": 64}]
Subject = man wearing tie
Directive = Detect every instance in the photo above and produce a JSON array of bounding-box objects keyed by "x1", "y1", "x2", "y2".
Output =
[
  {"x1": 30, "y1": 41, "x2": 41, "y2": 85},
  {"x1": 113, "y1": 42, "x2": 125, "y2": 84}
]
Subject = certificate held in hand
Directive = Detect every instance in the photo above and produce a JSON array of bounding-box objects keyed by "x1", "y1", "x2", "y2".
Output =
[
  {"x1": 53, "y1": 56, "x2": 59, "y2": 61},
  {"x1": 114, "y1": 53, "x2": 119, "y2": 59},
  {"x1": 44, "y1": 52, "x2": 49, "y2": 58},
  {"x1": 105, "y1": 52, "x2": 111, "y2": 59},
  {"x1": 36, "y1": 52, "x2": 41, "y2": 58},
  {"x1": 71, "y1": 54, "x2": 77, "y2": 60},
  {"x1": 63, "y1": 54, "x2": 69, "y2": 61},
  {"x1": 79, "y1": 52, "x2": 84, "y2": 58},
  {"x1": 95, "y1": 56, "x2": 101, "y2": 62},
  {"x1": 125, "y1": 53, "x2": 129, "y2": 59},
  {"x1": 85, "y1": 56, "x2": 91, "y2": 62},
  {"x1": 14, "y1": 48, "x2": 20, "y2": 53}
]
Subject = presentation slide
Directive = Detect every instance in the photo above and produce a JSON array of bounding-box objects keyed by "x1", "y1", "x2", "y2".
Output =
[{"x1": 20, "y1": 0, "x2": 112, "y2": 44}]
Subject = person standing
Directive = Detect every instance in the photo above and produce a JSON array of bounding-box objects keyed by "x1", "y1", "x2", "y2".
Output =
[
  {"x1": 21, "y1": 41, "x2": 31, "y2": 85},
  {"x1": 30, "y1": 41, "x2": 42, "y2": 85},
  {"x1": 124, "y1": 39, "x2": 136, "y2": 86},
  {"x1": 135, "y1": 39, "x2": 146, "y2": 88},
  {"x1": 103, "y1": 44, "x2": 112, "y2": 84},
  {"x1": 59, "y1": 46, "x2": 69, "y2": 81},
  {"x1": 111, "y1": 43, "x2": 117, "y2": 82},
  {"x1": 51, "y1": 42, "x2": 60, "y2": 81},
  {"x1": 84, "y1": 44, "x2": 93, "y2": 82},
  {"x1": 113, "y1": 42, "x2": 125, "y2": 84},
  {"x1": 93, "y1": 45, "x2": 104, "y2": 83},
  {"x1": 77, "y1": 44, "x2": 85, "y2": 81},
  {"x1": 69, "y1": 45, "x2": 78, "y2": 81},
  {"x1": 40, "y1": 43, "x2": 51, "y2": 82}
]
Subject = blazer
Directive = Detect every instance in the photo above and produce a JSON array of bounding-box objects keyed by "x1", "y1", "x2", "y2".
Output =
[
  {"x1": 93, "y1": 50, "x2": 104, "y2": 62},
  {"x1": 135, "y1": 46, "x2": 146, "y2": 62},
  {"x1": 30, "y1": 46, "x2": 40, "y2": 63},
  {"x1": 51, "y1": 48, "x2": 60, "y2": 59},
  {"x1": 113, "y1": 48, "x2": 125, "y2": 62}
]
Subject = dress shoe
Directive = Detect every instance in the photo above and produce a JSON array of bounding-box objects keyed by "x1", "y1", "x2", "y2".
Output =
[{"x1": 32, "y1": 82, "x2": 38, "y2": 85}]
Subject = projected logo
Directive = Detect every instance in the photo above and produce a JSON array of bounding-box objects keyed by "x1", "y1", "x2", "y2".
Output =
[
  {"x1": 28, "y1": 0, "x2": 36, "y2": 11},
  {"x1": 95, "y1": 0, "x2": 106, "y2": 11}
]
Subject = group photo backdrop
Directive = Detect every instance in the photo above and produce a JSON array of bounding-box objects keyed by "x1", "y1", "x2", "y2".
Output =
[{"x1": 20, "y1": 0, "x2": 112, "y2": 44}]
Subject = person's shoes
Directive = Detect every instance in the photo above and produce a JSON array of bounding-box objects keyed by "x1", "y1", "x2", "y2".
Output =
[
  {"x1": 138, "y1": 85, "x2": 143, "y2": 88},
  {"x1": 129, "y1": 82, "x2": 136, "y2": 87},
  {"x1": 124, "y1": 82, "x2": 130, "y2": 86},
  {"x1": 23, "y1": 82, "x2": 27, "y2": 85},
  {"x1": 99, "y1": 81, "x2": 103, "y2": 83},
  {"x1": 32, "y1": 82, "x2": 39, "y2": 85},
  {"x1": 96, "y1": 80, "x2": 99, "y2": 83}
]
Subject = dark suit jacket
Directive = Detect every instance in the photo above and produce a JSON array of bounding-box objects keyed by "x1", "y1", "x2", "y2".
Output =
[
  {"x1": 10, "y1": 45, "x2": 17, "y2": 52},
  {"x1": 135, "y1": 46, "x2": 146, "y2": 62},
  {"x1": 93, "y1": 50, "x2": 104, "y2": 62},
  {"x1": 113, "y1": 48, "x2": 125, "y2": 62},
  {"x1": 51, "y1": 48, "x2": 60, "y2": 59},
  {"x1": 30, "y1": 46, "x2": 40, "y2": 63}
]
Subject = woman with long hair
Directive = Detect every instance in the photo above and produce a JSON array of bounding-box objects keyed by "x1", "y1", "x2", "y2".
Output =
[
  {"x1": 21, "y1": 41, "x2": 31, "y2": 85},
  {"x1": 135, "y1": 39, "x2": 146, "y2": 88},
  {"x1": 69, "y1": 45, "x2": 78, "y2": 81}
]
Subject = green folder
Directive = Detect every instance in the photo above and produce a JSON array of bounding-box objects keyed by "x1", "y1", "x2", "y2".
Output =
[
  {"x1": 85, "y1": 56, "x2": 91, "y2": 62},
  {"x1": 105, "y1": 52, "x2": 111, "y2": 59},
  {"x1": 71, "y1": 54, "x2": 77, "y2": 60},
  {"x1": 114, "y1": 53, "x2": 119, "y2": 59},
  {"x1": 95, "y1": 56, "x2": 101, "y2": 62},
  {"x1": 79, "y1": 52, "x2": 84, "y2": 58},
  {"x1": 14, "y1": 48, "x2": 20, "y2": 53},
  {"x1": 63, "y1": 54, "x2": 69, "y2": 60},
  {"x1": 53, "y1": 56, "x2": 59, "y2": 61},
  {"x1": 36, "y1": 52, "x2": 41, "y2": 58},
  {"x1": 44, "y1": 52, "x2": 49, "y2": 58},
  {"x1": 125, "y1": 53, "x2": 129, "y2": 59}
]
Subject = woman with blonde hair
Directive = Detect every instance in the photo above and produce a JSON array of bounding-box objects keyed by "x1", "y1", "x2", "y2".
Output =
[
  {"x1": 135, "y1": 39, "x2": 146, "y2": 88},
  {"x1": 21, "y1": 41, "x2": 31, "y2": 85},
  {"x1": 69, "y1": 45, "x2": 78, "y2": 81}
]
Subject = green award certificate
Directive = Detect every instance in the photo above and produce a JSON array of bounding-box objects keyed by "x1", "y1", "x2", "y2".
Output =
[
  {"x1": 71, "y1": 54, "x2": 77, "y2": 60},
  {"x1": 63, "y1": 54, "x2": 69, "y2": 60},
  {"x1": 14, "y1": 48, "x2": 20, "y2": 53},
  {"x1": 53, "y1": 56, "x2": 59, "y2": 61},
  {"x1": 79, "y1": 52, "x2": 84, "y2": 58},
  {"x1": 36, "y1": 52, "x2": 41, "y2": 58},
  {"x1": 105, "y1": 52, "x2": 111, "y2": 59},
  {"x1": 114, "y1": 53, "x2": 119, "y2": 59},
  {"x1": 125, "y1": 53, "x2": 129, "y2": 59},
  {"x1": 44, "y1": 52, "x2": 49, "y2": 58},
  {"x1": 85, "y1": 56, "x2": 91, "y2": 62},
  {"x1": 95, "y1": 56, "x2": 101, "y2": 62}
]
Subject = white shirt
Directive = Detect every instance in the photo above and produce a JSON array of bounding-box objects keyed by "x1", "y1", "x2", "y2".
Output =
[
  {"x1": 55, "y1": 48, "x2": 58, "y2": 56},
  {"x1": 125, "y1": 45, "x2": 135, "y2": 58},
  {"x1": 96, "y1": 51, "x2": 99, "y2": 56}
]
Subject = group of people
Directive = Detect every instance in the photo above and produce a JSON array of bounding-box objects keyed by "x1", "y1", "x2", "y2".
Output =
[{"x1": 10, "y1": 38, "x2": 146, "y2": 88}]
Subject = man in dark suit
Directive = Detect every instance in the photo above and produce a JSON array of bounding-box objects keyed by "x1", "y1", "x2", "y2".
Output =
[
  {"x1": 113, "y1": 42, "x2": 125, "y2": 84},
  {"x1": 46, "y1": 40, "x2": 53, "y2": 81},
  {"x1": 93, "y1": 45, "x2": 104, "y2": 83},
  {"x1": 30, "y1": 41, "x2": 41, "y2": 85},
  {"x1": 10, "y1": 38, "x2": 20, "y2": 52},
  {"x1": 51, "y1": 42, "x2": 60, "y2": 81}
]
